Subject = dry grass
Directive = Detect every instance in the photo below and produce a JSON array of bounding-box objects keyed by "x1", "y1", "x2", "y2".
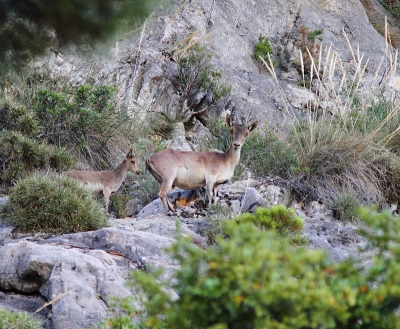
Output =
[{"x1": 261, "y1": 25, "x2": 400, "y2": 208}]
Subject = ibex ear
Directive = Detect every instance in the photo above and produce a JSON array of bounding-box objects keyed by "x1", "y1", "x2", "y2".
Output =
[
  {"x1": 225, "y1": 113, "x2": 232, "y2": 127},
  {"x1": 126, "y1": 148, "x2": 133, "y2": 159},
  {"x1": 248, "y1": 121, "x2": 258, "y2": 132}
]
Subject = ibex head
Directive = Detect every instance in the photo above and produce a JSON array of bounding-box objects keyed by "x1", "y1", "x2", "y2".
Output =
[{"x1": 225, "y1": 113, "x2": 258, "y2": 150}]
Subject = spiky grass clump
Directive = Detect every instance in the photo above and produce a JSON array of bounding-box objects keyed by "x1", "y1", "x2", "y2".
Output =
[
  {"x1": 290, "y1": 119, "x2": 400, "y2": 206},
  {"x1": 5, "y1": 173, "x2": 109, "y2": 234},
  {"x1": 261, "y1": 26, "x2": 400, "y2": 208},
  {"x1": 0, "y1": 309, "x2": 42, "y2": 329},
  {"x1": 0, "y1": 130, "x2": 75, "y2": 188},
  {"x1": 331, "y1": 193, "x2": 361, "y2": 223}
]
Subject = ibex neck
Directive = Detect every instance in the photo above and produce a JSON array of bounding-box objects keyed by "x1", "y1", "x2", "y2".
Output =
[
  {"x1": 227, "y1": 145, "x2": 242, "y2": 167},
  {"x1": 113, "y1": 160, "x2": 129, "y2": 183}
]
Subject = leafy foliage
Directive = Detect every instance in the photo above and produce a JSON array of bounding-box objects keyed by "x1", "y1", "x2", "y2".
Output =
[
  {"x1": 252, "y1": 34, "x2": 274, "y2": 63},
  {"x1": 0, "y1": 309, "x2": 42, "y2": 329},
  {"x1": 4, "y1": 173, "x2": 109, "y2": 234},
  {"x1": 234, "y1": 205, "x2": 307, "y2": 245},
  {"x1": 0, "y1": 104, "x2": 40, "y2": 136},
  {"x1": 0, "y1": 0, "x2": 156, "y2": 74},
  {"x1": 103, "y1": 207, "x2": 400, "y2": 329},
  {"x1": 2, "y1": 80, "x2": 134, "y2": 170}
]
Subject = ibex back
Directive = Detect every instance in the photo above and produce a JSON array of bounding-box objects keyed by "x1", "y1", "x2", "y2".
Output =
[
  {"x1": 146, "y1": 114, "x2": 258, "y2": 213},
  {"x1": 65, "y1": 148, "x2": 141, "y2": 211}
]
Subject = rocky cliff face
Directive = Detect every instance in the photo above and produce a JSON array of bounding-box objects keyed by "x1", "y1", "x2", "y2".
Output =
[
  {"x1": 49, "y1": 0, "x2": 394, "y2": 128},
  {"x1": 1, "y1": 0, "x2": 398, "y2": 328}
]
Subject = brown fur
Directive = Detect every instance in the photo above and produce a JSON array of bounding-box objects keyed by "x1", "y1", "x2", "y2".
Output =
[
  {"x1": 146, "y1": 114, "x2": 258, "y2": 213},
  {"x1": 65, "y1": 148, "x2": 141, "y2": 211}
]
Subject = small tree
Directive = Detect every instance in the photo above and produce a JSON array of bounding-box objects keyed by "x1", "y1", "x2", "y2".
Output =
[{"x1": 152, "y1": 45, "x2": 231, "y2": 136}]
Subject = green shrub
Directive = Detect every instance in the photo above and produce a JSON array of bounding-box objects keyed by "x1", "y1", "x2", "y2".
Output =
[
  {"x1": 331, "y1": 193, "x2": 361, "y2": 222},
  {"x1": 0, "y1": 309, "x2": 42, "y2": 329},
  {"x1": 240, "y1": 128, "x2": 297, "y2": 179},
  {"x1": 0, "y1": 130, "x2": 75, "y2": 188},
  {"x1": 252, "y1": 34, "x2": 274, "y2": 63},
  {"x1": 234, "y1": 205, "x2": 307, "y2": 245},
  {"x1": 30, "y1": 84, "x2": 132, "y2": 169},
  {"x1": 128, "y1": 136, "x2": 167, "y2": 206},
  {"x1": 103, "y1": 207, "x2": 400, "y2": 329},
  {"x1": 109, "y1": 193, "x2": 130, "y2": 218},
  {"x1": 4, "y1": 173, "x2": 109, "y2": 234}
]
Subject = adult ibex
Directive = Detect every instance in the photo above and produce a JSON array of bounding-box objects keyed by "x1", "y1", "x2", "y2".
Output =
[
  {"x1": 146, "y1": 114, "x2": 258, "y2": 213},
  {"x1": 65, "y1": 148, "x2": 141, "y2": 211}
]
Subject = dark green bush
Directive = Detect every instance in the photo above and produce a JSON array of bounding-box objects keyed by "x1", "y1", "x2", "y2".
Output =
[
  {"x1": 103, "y1": 207, "x2": 400, "y2": 329},
  {"x1": 0, "y1": 130, "x2": 74, "y2": 188},
  {"x1": 4, "y1": 173, "x2": 109, "y2": 234},
  {"x1": 30, "y1": 84, "x2": 131, "y2": 169},
  {"x1": 253, "y1": 34, "x2": 274, "y2": 63},
  {"x1": 234, "y1": 205, "x2": 306, "y2": 245},
  {"x1": 0, "y1": 309, "x2": 42, "y2": 329}
]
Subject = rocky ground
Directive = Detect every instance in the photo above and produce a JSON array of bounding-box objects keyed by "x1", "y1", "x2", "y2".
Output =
[{"x1": 0, "y1": 175, "x2": 366, "y2": 329}]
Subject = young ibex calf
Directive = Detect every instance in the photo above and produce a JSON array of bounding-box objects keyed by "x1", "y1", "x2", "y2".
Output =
[
  {"x1": 65, "y1": 148, "x2": 141, "y2": 211},
  {"x1": 146, "y1": 114, "x2": 258, "y2": 213}
]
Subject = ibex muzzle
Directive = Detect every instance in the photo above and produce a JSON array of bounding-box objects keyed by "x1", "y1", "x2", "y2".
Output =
[{"x1": 146, "y1": 114, "x2": 258, "y2": 213}]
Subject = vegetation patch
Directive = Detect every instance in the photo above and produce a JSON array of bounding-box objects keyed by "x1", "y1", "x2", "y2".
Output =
[
  {"x1": 4, "y1": 173, "x2": 109, "y2": 234},
  {"x1": 252, "y1": 34, "x2": 274, "y2": 65},
  {"x1": 109, "y1": 193, "x2": 130, "y2": 219},
  {"x1": 0, "y1": 130, "x2": 75, "y2": 189},
  {"x1": 0, "y1": 309, "x2": 42, "y2": 329},
  {"x1": 234, "y1": 205, "x2": 307, "y2": 245},
  {"x1": 102, "y1": 207, "x2": 400, "y2": 329},
  {"x1": 331, "y1": 192, "x2": 361, "y2": 223}
]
